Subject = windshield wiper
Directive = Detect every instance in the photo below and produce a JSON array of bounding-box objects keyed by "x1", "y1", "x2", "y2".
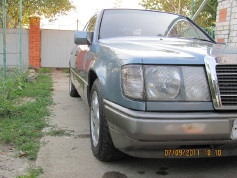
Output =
[{"x1": 188, "y1": 37, "x2": 213, "y2": 43}]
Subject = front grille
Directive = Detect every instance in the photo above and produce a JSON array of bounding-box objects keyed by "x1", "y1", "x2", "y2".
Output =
[{"x1": 216, "y1": 65, "x2": 237, "y2": 106}]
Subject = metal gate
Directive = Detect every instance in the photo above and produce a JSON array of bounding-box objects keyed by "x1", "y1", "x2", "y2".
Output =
[{"x1": 41, "y1": 29, "x2": 75, "y2": 68}]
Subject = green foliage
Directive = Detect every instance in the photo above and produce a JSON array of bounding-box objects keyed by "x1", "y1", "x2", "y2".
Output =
[
  {"x1": 47, "y1": 128, "x2": 73, "y2": 136},
  {"x1": 38, "y1": 67, "x2": 53, "y2": 73},
  {"x1": 0, "y1": 77, "x2": 25, "y2": 116},
  {"x1": 47, "y1": 129, "x2": 67, "y2": 136},
  {"x1": 61, "y1": 68, "x2": 69, "y2": 73},
  {"x1": 0, "y1": 74, "x2": 52, "y2": 160},
  {"x1": 39, "y1": 68, "x2": 69, "y2": 74},
  {"x1": 139, "y1": 0, "x2": 218, "y2": 28},
  {"x1": 195, "y1": 0, "x2": 218, "y2": 27},
  {"x1": 140, "y1": 0, "x2": 191, "y2": 15},
  {"x1": 203, "y1": 26, "x2": 215, "y2": 39},
  {"x1": 17, "y1": 166, "x2": 43, "y2": 178},
  {"x1": 0, "y1": 0, "x2": 76, "y2": 28}
]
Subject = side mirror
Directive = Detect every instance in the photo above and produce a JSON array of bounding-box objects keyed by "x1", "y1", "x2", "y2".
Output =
[{"x1": 74, "y1": 31, "x2": 93, "y2": 45}]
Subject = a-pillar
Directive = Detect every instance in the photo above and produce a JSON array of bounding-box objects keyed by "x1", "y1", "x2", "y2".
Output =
[{"x1": 29, "y1": 16, "x2": 41, "y2": 68}]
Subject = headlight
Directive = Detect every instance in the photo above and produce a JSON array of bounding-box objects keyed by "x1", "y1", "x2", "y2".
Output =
[
  {"x1": 182, "y1": 67, "x2": 210, "y2": 101},
  {"x1": 121, "y1": 65, "x2": 210, "y2": 101},
  {"x1": 145, "y1": 65, "x2": 210, "y2": 101},
  {"x1": 145, "y1": 66, "x2": 181, "y2": 100},
  {"x1": 121, "y1": 65, "x2": 144, "y2": 100}
]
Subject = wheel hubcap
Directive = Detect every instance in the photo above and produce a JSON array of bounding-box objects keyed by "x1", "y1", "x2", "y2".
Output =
[{"x1": 90, "y1": 91, "x2": 100, "y2": 147}]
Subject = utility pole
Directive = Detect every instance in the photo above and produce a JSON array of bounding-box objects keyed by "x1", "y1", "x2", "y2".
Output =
[
  {"x1": 179, "y1": 0, "x2": 181, "y2": 14},
  {"x1": 192, "y1": 0, "x2": 209, "y2": 21},
  {"x1": 191, "y1": 0, "x2": 194, "y2": 17}
]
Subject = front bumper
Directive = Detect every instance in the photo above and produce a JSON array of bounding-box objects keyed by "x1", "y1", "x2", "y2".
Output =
[{"x1": 104, "y1": 99, "x2": 237, "y2": 158}]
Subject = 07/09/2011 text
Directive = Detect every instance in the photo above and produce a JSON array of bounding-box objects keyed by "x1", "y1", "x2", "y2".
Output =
[{"x1": 164, "y1": 149, "x2": 222, "y2": 157}]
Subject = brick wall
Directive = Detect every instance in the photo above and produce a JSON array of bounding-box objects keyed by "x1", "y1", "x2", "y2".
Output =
[
  {"x1": 215, "y1": 0, "x2": 237, "y2": 46},
  {"x1": 29, "y1": 16, "x2": 41, "y2": 68}
]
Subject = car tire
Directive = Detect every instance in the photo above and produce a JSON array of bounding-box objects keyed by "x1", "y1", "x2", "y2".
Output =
[
  {"x1": 69, "y1": 73, "x2": 79, "y2": 97},
  {"x1": 90, "y1": 79, "x2": 124, "y2": 162}
]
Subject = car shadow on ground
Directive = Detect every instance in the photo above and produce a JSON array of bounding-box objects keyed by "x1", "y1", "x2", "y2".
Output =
[{"x1": 101, "y1": 155, "x2": 237, "y2": 177}]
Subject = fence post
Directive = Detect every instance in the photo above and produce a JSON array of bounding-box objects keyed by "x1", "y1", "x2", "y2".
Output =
[
  {"x1": 29, "y1": 16, "x2": 41, "y2": 68},
  {"x1": 211, "y1": 26, "x2": 214, "y2": 39},
  {"x1": 19, "y1": 0, "x2": 23, "y2": 72},
  {"x1": 2, "y1": 0, "x2": 6, "y2": 80}
]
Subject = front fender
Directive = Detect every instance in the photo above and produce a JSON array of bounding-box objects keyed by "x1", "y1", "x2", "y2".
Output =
[{"x1": 90, "y1": 45, "x2": 145, "y2": 111}]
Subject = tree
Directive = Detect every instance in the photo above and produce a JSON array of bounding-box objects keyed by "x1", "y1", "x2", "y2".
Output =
[
  {"x1": 0, "y1": 0, "x2": 75, "y2": 28},
  {"x1": 139, "y1": 0, "x2": 217, "y2": 28},
  {"x1": 114, "y1": 0, "x2": 123, "y2": 8},
  {"x1": 140, "y1": 0, "x2": 191, "y2": 15},
  {"x1": 194, "y1": 0, "x2": 218, "y2": 27}
]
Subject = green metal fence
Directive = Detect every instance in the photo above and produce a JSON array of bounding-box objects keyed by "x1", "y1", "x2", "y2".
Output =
[
  {"x1": 203, "y1": 26, "x2": 215, "y2": 40},
  {"x1": 0, "y1": 0, "x2": 25, "y2": 82}
]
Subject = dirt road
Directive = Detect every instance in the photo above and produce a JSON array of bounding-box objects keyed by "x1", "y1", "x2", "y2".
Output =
[{"x1": 36, "y1": 71, "x2": 237, "y2": 178}]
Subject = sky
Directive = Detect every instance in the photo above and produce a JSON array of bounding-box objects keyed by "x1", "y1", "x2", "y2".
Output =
[{"x1": 41, "y1": 0, "x2": 143, "y2": 30}]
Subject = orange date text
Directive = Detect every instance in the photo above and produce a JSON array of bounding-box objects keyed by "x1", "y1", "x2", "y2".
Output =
[{"x1": 164, "y1": 149, "x2": 222, "y2": 157}]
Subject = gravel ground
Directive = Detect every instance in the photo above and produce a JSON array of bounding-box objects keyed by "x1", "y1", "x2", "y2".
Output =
[{"x1": 0, "y1": 144, "x2": 30, "y2": 178}]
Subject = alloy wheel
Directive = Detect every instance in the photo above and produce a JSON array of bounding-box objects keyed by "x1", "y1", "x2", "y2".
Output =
[{"x1": 90, "y1": 91, "x2": 100, "y2": 147}]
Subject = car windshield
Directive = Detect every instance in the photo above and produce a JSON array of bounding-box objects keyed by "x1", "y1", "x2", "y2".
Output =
[{"x1": 99, "y1": 9, "x2": 211, "y2": 41}]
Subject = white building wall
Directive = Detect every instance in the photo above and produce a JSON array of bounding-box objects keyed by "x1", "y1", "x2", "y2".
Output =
[{"x1": 216, "y1": 0, "x2": 237, "y2": 46}]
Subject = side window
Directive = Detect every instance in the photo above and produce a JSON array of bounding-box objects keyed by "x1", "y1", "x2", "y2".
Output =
[
  {"x1": 85, "y1": 15, "x2": 97, "y2": 32},
  {"x1": 167, "y1": 20, "x2": 201, "y2": 38}
]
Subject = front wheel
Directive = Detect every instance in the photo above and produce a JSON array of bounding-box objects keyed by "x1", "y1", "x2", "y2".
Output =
[{"x1": 89, "y1": 79, "x2": 124, "y2": 162}]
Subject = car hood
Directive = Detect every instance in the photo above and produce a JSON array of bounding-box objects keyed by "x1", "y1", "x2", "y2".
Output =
[{"x1": 99, "y1": 37, "x2": 237, "y2": 64}]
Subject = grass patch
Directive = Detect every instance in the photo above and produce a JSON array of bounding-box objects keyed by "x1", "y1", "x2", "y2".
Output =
[
  {"x1": 61, "y1": 68, "x2": 69, "y2": 73},
  {"x1": 38, "y1": 68, "x2": 53, "y2": 73},
  {"x1": 0, "y1": 74, "x2": 52, "y2": 160},
  {"x1": 38, "y1": 67, "x2": 69, "y2": 74},
  {"x1": 17, "y1": 166, "x2": 43, "y2": 178},
  {"x1": 0, "y1": 77, "x2": 25, "y2": 116},
  {"x1": 47, "y1": 129, "x2": 73, "y2": 137},
  {"x1": 47, "y1": 129, "x2": 67, "y2": 136}
]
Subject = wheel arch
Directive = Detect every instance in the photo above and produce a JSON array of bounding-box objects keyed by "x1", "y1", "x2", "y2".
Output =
[{"x1": 88, "y1": 69, "x2": 98, "y2": 105}]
